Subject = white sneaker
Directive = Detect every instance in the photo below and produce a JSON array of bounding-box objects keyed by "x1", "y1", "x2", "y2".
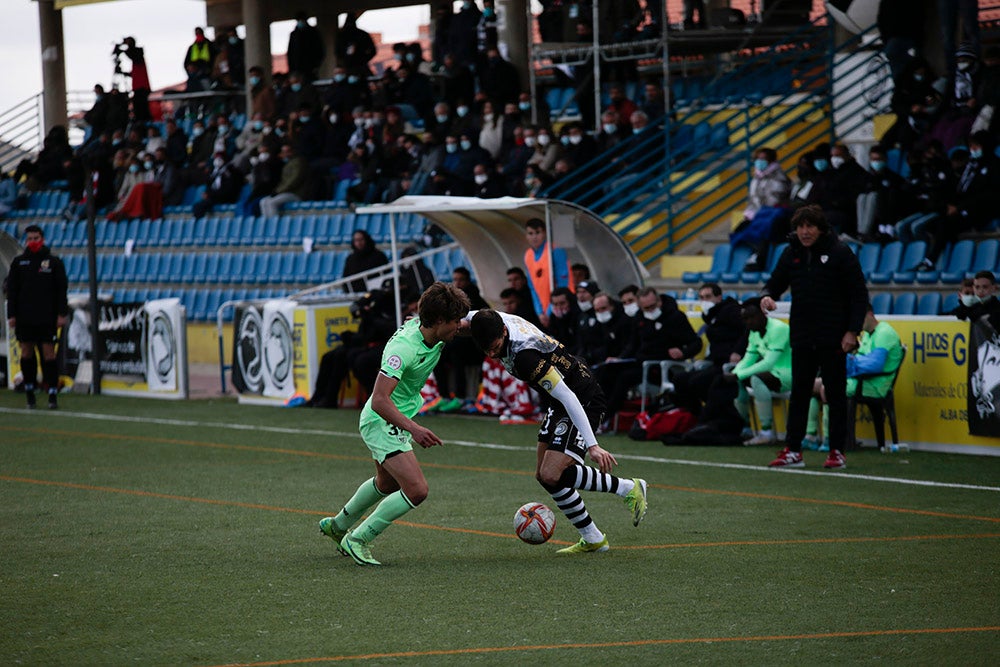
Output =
[{"x1": 744, "y1": 429, "x2": 776, "y2": 446}]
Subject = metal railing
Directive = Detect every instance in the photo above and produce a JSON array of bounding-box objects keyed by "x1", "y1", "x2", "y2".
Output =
[{"x1": 0, "y1": 94, "x2": 43, "y2": 174}]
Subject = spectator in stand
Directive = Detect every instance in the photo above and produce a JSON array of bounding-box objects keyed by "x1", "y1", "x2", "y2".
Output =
[
  {"x1": 151, "y1": 147, "x2": 184, "y2": 207},
  {"x1": 241, "y1": 144, "x2": 281, "y2": 216},
  {"x1": 407, "y1": 42, "x2": 435, "y2": 77},
  {"x1": 895, "y1": 139, "x2": 955, "y2": 244},
  {"x1": 115, "y1": 36, "x2": 151, "y2": 122},
  {"x1": 104, "y1": 88, "x2": 130, "y2": 136},
  {"x1": 343, "y1": 229, "x2": 390, "y2": 293},
  {"x1": 730, "y1": 299, "x2": 792, "y2": 446},
  {"x1": 824, "y1": 143, "x2": 869, "y2": 239},
  {"x1": 571, "y1": 263, "x2": 591, "y2": 286},
  {"x1": 451, "y1": 99, "x2": 479, "y2": 139},
  {"x1": 259, "y1": 143, "x2": 311, "y2": 217},
  {"x1": 519, "y1": 91, "x2": 549, "y2": 128},
  {"x1": 913, "y1": 131, "x2": 999, "y2": 271},
  {"x1": 107, "y1": 155, "x2": 161, "y2": 221},
  {"x1": 877, "y1": 0, "x2": 925, "y2": 87},
  {"x1": 498, "y1": 126, "x2": 534, "y2": 188},
  {"x1": 478, "y1": 100, "x2": 504, "y2": 160},
  {"x1": 247, "y1": 65, "x2": 276, "y2": 121},
  {"x1": 394, "y1": 65, "x2": 436, "y2": 125},
  {"x1": 973, "y1": 47, "x2": 1000, "y2": 136},
  {"x1": 601, "y1": 288, "x2": 703, "y2": 420},
  {"x1": 17, "y1": 126, "x2": 72, "y2": 192},
  {"x1": 560, "y1": 123, "x2": 597, "y2": 172},
  {"x1": 472, "y1": 163, "x2": 506, "y2": 198},
  {"x1": 527, "y1": 126, "x2": 560, "y2": 177},
  {"x1": 448, "y1": 0, "x2": 481, "y2": 70},
  {"x1": 478, "y1": 47, "x2": 521, "y2": 107},
  {"x1": 288, "y1": 11, "x2": 325, "y2": 82},
  {"x1": 83, "y1": 85, "x2": 110, "y2": 143},
  {"x1": 337, "y1": 11, "x2": 376, "y2": 81},
  {"x1": 323, "y1": 66, "x2": 359, "y2": 115},
  {"x1": 606, "y1": 84, "x2": 638, "y2": 130},
  {"x1": 186, "y1": 119, "x2": 215, "y2": 180},
  {"x1": 618, "y1": 284, "x2": 640, "y2": 318},
  {"x1": 499, "y1": 102, "x2": 524, "y2": 156},
  {"x1": 193, "y1": 153, "x2": 245, "y2": 218},
  {"x1": 291, "y1": 102, "x2": 325, "y2": 163},
  {"x1": 184, "y1": 27, "x2": 215, "y2": 92},
  {"x1": 597, "y1": 110, "x2": 629, "y2": 154},
  {"x1": 234, "y1": 112, "x2": 267, "y2": 170},
  {"x1": 590, "y1": 291, "x2": 633, "y2": 362},
  {"x1": 729, "y1": 147, "x2": 792, "y2": 271},
  {"x1": 431, "y1": 2, "x2": 453, "y2": 65},
  {"x1": 441, "y1": 53, "x2": 476, "y2": 111},
  {"x1": 476, "y1": 0, "x2": 499, "y2": 68},
  {"x1": 641, "y1": 82, "x2": 667, "y2": 120},
  {"x1": 505, "y1": 267, "x2": 542, "y2": 327},
  {"x1": 0, "y1": 171, "x2": 17, "y2": 218},
  {"x1": 546, "y1": 287, "x2": 580, "y2": 348},
  {"x1": 280, "y1": 71, "x2": 320, "y2": 120},
  {"x1": 144, "y1": 125, "x2": 165, "y2": 155},
  {"x1": 858, "y1": 144, "x2": 911, "y2": 241},
  {"x1": 575, "y1": 282, "x2": 607, "y2": 363},
  {"x1": 950, "y1": 271, "x2": 1000, "y2": 330},
  {"x1": 521, "y1": 164, "x2": 549, "y2": 197}
]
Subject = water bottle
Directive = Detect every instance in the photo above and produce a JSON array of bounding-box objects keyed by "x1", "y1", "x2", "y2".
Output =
[{"x1": 881, "y1": 443, "x2": 909, "y2": 453}]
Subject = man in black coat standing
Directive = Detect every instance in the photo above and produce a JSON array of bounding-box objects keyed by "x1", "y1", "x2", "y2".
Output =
[
  {"x1": 761, "y1": 205, "x2": 869, "y2": 469},
  {"x1": 5, "y1": 225, "x2": 69, "y2": 409}
]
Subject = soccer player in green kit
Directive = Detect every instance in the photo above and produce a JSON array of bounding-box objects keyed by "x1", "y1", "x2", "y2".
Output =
[{"x1": 319, "y1": 282, "x2": 470, "y2": 566}]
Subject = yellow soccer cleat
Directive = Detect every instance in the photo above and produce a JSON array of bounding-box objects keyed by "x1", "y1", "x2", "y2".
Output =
[{"x1": 556, "y1": 536, "x2": 610, "y2": 554}]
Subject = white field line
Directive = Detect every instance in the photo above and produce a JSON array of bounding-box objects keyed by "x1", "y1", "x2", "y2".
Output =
[{"x1": 2, "y1": 407, "x2": 999, "y2": 493}]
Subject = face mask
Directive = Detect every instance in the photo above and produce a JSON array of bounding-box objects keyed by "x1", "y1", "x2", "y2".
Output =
[
  {"x1": 643, "y1": 308, "x2": 662, "y2": 321},
  {"x1": 129, "y1": 164, "x2": 139, "y2": 173},
  {"x1": 249, "y1": 76, "x2": 261, "y2": 87},
  {"x1": 460, "y1": 140, "x2": 472, "y2": 150},
  {"x1": 519, "y1": 101, "x2": 531, "y2": 112},
  {"x1": 144, "y1": 160, "x2": 154, "y2": 170},
  {"x1": 299, "y1": 116, "x2": 310, "y2": 124},
  {"x1": 213, "y1": 158, "x2": 224, "y2": 168},
  {"x1": 870, "y1": 159, "x2": 886, "y2": 172},
  {"x1": 296, "y1": 20, "x2": 306, "y2": 29},
  {"x1": 623, "y1": 302, "x2": 639, "y2": 317},
  {"x1": 924, "y1": 103, "x2": 939, "y2": 115},
  {"x1": 699, "y1": 300, "x2": 715, "y2": 313},
  {"x1": 484, "y1": 8, "x2": 495, "y2": 19},
  {"x1": 957, "y1": 61, "x2": 971, "y2": 72},
  {"x1": 537, "y1": 134, "x2": 551, "y2": 146},
  {"x1": 524, "y1": 136, "x2": 536, "y2": 148},
  {"x1": 291, "y1": 83, "x2": 302, "y2": 92},
  {"x1": 524, "y1": 176, "x2": 535, "y2": 188},
  {"x1": 436, "y1": 114, "x2": 449, "y2": 124},
  {"x1": 457, "y1": 105, "x2": 469, "y2": 117},
  {"x1": 474, "y1": 173, "x2": 488, "y2": 185},
  {"x1": 970, "y1": 149, "x2": 983, "y2": 160},
  {"x1": 560, "y1": 135, "x2": 570, "y2": 146},
  {"x1": 333, "y1": 73, "x2": 346, "y2": 83},
  {"x1": 393, "y1": 54, "x2": 403, "y2": 62},
  {"x1": 753, "y1": 159, "x2": 769, "y2": 172},
  {"x1": 914, "y1": 74, "x2": 924, "y2": 82},
  {"x1": 218, "y1": 124, "x2": 228, "y2": 134},
  {"x1": 274, "y1": 127, "x2": 284, "y2": 137},
  {"x1": 406, "y1": 53, "x2": 416, "y2": 63},
  {"x1": 462, "y1": 1, "x2": 472, "y2": 9},
  {"x1": 961, "y1": 294, "x2": 980, "y2": 307},
  {"x1": 484, "y1": 113, "x2": 494, "y2": 122},
  {"x1": 258, "y1": 152, "x2": 269, "y2": 161},
  {"x1": 603, "y1": 123, "x2": 617, "y2": 135},
  {"x1": 253, "y1": 120, "x2": 264, "y2": 131},
  {"x1": 26, "y1": 239, "x2": 43, "y2": 253},
  {"x1": 364, "y1": 118, "x2": 374, "y2": 129},
  {"x1": 595, "y1": 310, "x2": 612, "y2": 323},
  {"x1": 569, "y1": 134, "x2": 582, "y2": 145},
  {"x1": 813, "y1": 158, "x2": 829, "y2": 172},
  {"x1": 348, "y1": 75, "x2": 360, "y2": 84},
  {"x1": 446, "y1": 143, "x2": 458, "y2": 153},
  {"x1": 262, "y1": 125, "x2": 272, "y2": 135},
  {"x1": 354, "y1": 118, "x2": 365, "y2": 128},
  {"x1": 192, "y1": 127, "x2": 204, "y2": 137},
  {"x1": 579, "y1": 300, "x2": 593, "y2": 312},
  {"x1": 551, "y1": 306, "x2": 568, "y2": 318},
  {"x1": 229, "y1": 36, "x2": 238, "y2": 45},
  {"x1": 329, "y1": 114, "x2": 338, "y2": 124},
  {"x1": 830, "y1": 156, "x2": 846, "y2": 169}
]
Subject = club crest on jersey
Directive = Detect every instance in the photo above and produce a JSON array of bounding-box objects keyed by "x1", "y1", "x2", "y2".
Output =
[
  {"x1": 386, "y1": 354, "x2": 402, "y2": 370},
  {"x1": 540, "y1": 379, "x2": 553, "y2": 391},
  {"x1": 820, "y1": 255, "x2": 828, "y2": 264},
  {"x1": 554, "y1": 422, "x2": 569, "y2": 436},
  {"x1": 40, "y1": 259, "x2": 52, "y2": 273}
]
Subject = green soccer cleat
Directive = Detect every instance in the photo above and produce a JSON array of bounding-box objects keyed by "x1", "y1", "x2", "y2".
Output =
[
  {"x1": 319, "y1": 517, "x2": 348, "y2": 555},
  {"x1": 340, "y1": 533, "x2": 382, "y2": 566},
  {"x1": 556, "y1": 536, "x2": 610, "y2": 554},
  {"x1": 624, "y1": 478, "x2": 648, "y2": 527}
]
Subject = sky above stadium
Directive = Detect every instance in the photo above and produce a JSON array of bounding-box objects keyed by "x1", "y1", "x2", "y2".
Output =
[{"x1": 3, "y1": 0, "x2": 428, "y2": 106}]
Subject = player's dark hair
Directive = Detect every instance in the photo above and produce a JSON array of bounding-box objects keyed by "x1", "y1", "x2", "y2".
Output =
[
  {"x1": 700, "y1": 282, "x2": 722, "y2": 297},
  {"x1": 469, "y1": 309, "x2": 504, "y2": 351},
  {"x1": 499, "y1": 287, "x2": 519, "y2": 300},
  {"x1": 418, "y1": 282, "x2": 470, "y2": 326},
  {"x1": 506, "y1": 266, "x2": 526, "y2": 278},
  {"x1": 25, "y1": 224, "x2": 43, "y2": 237},
  {"x1": 974, "y1": 270, "x2": 997, "y2": 284},
  {"x1": 617, "y1": 284, "x2": 639, "y2": 298},
  {"x1": 525, "y1": 217, "x2": 544, "y2": 232},
  {"x1": 791, "y1": 204, "x2": 830, "y2": 232}
]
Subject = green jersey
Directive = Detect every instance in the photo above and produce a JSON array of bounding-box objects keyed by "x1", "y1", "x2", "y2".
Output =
[
  {"x1": 847, "y1": 321, "x2": 903, "y2": 398},
  {"x1": 360, "y1": 318, "x2": 444, "y2": 427},
  {"x1": 734, "y1": 317, "x2": 792, "y2": 389}
]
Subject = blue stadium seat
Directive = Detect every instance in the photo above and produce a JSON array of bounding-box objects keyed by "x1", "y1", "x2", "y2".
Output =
[
  {"x1": 300, "y1": 215, "x2": 318, "y2": 245},
  {"x1": 719, "y1": 245, "x2": 754, "y2": 283},
  {"x1": 692, "y1": 121, "x2": 711, "y2": 150},
  {"x1": 892, "y1": 241, "x2": 929, "y2": 284},
  {"x1": 709, "y1": 123, "x2": 729, "y2": 150},
  {"x1": 181, "y1": 254, "x2": 202, "y2": 284},
  {"x1": 197, "y1": 216, "x2": 219, "y2": 247},
  {"x1": 918, "y1": 240, "x2": 972, "y2": 284},
  {"x1": 275, "y1": 251, "x2": 296, "y2": 282},
  {"x1": 118, "y1": 254, "x2": 138, "y2": 282},
  {"x1": 173, "y1": 217, "x2": 195, "y2": 246},
  {"x1": 216, "y1": 216, "x2": 237, "y2": 246},
  {"x1": 141, "y1": 253, "x2": 162, "y2": 282},
  {"x1": 871, "y1": 292, "x2": 892, "y2": 315},
  {"x1": 941, "y1": 292, "x2": 959, "y2": 314},
  {"x1": 869, "y1": 241, "x2": 903, "y2": 284},
  {"x1": 229, "y1": 253, "x2": 248, "y2": 284},
  {"x1": 255, "y1": 216, "x2": 280, "y2": 245},
  {"x1": 687, "y1": 244, "x2": 731, "y2": 283},
  {"x1": 189, "y1": 289, "x2": 208, "y2": 321},
  {"x1": 199, "y1": 253, "x2": 220, "y2": 284},
  {"x1": 216, "y1": 253, "x2": 234, "y2": 282},
  {"x1": 107, "y1": 254, "x2": 126, "y2": 282},
  {"x1": 893, "y1": 292, "x2": 916, "y2": 315},
  {"x1": 857, "y1": 243, "x2": 881, "y2": 279},
  {"x1": 953, "y1": 238, "x2": 1000, "y2": 282},
  {"x1": 317, "y1": 251, "x2": 338, "y2": 282},
  {"x1": 253, "y1": 252, "x2": 273, "y2": 284},
  {"x1": 291, "y1": 252, "x2": 309, "y2": 283},
  {"x1": 331, "y1": 251, "x2": 347, "y2": 280},
  {"x1": 917, "y1": 292, "x2": 942, "y2": 315},
  {"x1": 279, "y1": 215, "x2": 300, "y2": 245}
]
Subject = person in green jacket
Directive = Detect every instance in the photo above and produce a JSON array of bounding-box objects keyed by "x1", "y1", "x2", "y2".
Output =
[
  {"x1": 259, "y1": 143, "x2": 311, "y2": 216},
  {"x1": 730, "y1": 298, "x2": 792, "y2": 446}
]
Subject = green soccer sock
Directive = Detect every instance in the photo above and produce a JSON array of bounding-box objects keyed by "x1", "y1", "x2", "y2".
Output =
[
  {"x1": 351, "y1": 490, "x2": 416, "y2": 544},
  {"x1": 332, "y1": 477, "x2": 388, "y2": 532},
  {"x1": 807, "y1": 397, "x2": 821, "y2": 435}
]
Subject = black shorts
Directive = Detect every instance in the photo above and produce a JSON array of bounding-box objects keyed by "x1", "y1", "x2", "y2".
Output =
[
  {"x1": 537, "y1": 398, "x2": 606, "y2": 464},
  {"x1": 13, "y1": 323, "x2": 58, "y2": 344}
]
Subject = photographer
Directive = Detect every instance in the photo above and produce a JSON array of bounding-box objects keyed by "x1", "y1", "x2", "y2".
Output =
[
  {"x1": 306, "y1": 289, "x2": 398, "y2": 408},
  {"x1": 114, "y1": 37, "x2": 151, "y2": 122}
]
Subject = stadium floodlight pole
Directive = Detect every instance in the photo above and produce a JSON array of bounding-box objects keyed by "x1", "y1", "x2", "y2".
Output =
[
  {"x1": 389, "y1": 210, "x2": 402, "y2": 330},
  {"x1": 661, "y1": 0, "x2": 671, "y2": 246},
  {"x1": 84, "y1": 166, "x2": 101, "y2": 395},
  {"x1": 527, "y1": 0, "x2": 537, "y2": 126}
]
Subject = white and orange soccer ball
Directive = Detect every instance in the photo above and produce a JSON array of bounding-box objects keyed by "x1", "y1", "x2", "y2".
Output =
[{"x1": 513, "y1": 502, "x2": 556, "y2": 545}]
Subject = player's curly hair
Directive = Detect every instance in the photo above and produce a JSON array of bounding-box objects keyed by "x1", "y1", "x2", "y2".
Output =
[
  {"x1": 418, "y1": 281, "x2": 470, "y2": 326},
  {"x1": 469, "y1": 309, "x2": 504, "y2": 351}
]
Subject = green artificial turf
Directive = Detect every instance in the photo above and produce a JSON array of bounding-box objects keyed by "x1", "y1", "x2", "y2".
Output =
[{"x1": 1, "y1": 392, "x2": 998, "y2": 665}]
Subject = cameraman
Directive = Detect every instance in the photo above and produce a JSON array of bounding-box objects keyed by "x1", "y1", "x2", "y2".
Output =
[
  {"x1": 115, "y1": 37, "x2": 151, "y2": 122},
  {"x1": 306, "y1": 289, "x2": 398, "y2": 408}
]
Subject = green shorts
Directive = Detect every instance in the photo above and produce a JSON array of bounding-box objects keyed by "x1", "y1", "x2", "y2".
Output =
[{"x1": 360, "y1": 417, "x2": 413, "y2": 463}]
